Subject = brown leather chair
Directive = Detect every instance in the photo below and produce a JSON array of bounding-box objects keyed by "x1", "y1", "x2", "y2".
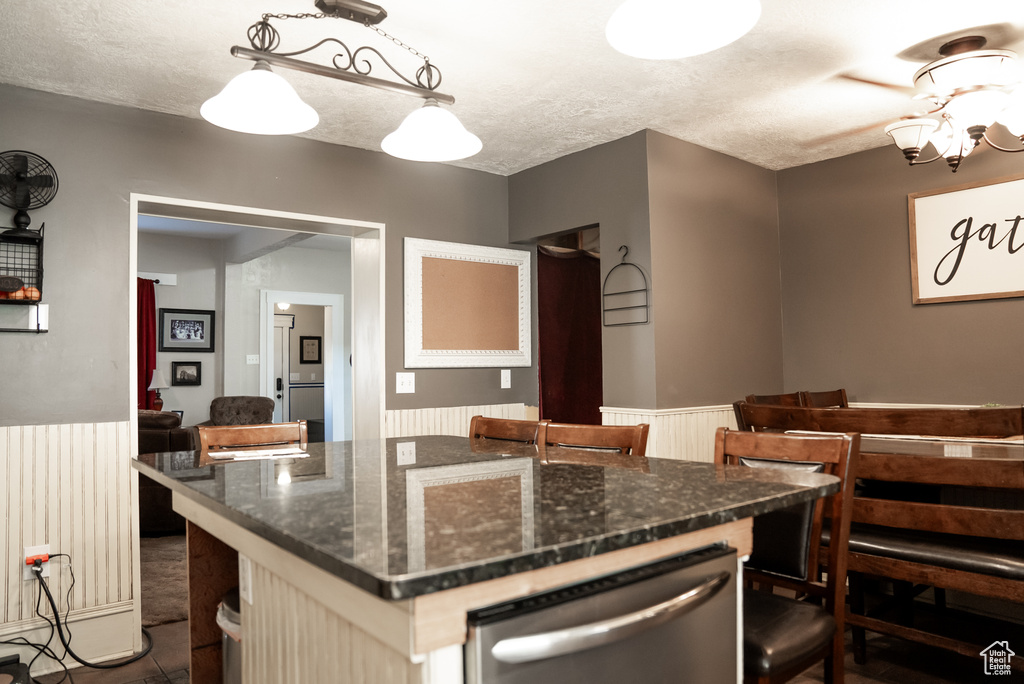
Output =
[
  {"x1": 138, "y1": 409, "x2": 194, "y2": 535},
  {"x1": 469, "y1": 415, "x2": 547, "y2": 444},
  {"x1": 543, "y1": 422, "x2": 650, "y2": 456},
  {"x1": 715, "y1": 427, "x2": 860, "y2": 684}
]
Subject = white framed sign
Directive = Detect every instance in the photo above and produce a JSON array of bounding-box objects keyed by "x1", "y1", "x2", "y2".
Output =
[
  {"x1": 404, "y1": 237, "x2": 531, "y2": 367},
  {"x1": 909, "y1": 174, "x2": 1024, "y2": 304}
]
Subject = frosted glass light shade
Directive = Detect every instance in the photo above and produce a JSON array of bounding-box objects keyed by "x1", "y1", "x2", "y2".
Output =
[
  {"x1": 606, "y1": 0, "x2": 761, "y2": 59},
  {"x1": 942, "y1": 89, "x2": 1010, "y2": 127},
  {"x1": 914, "y1": 50, "x2": 1018, "y2": 93},
  {"x1": 381, "y1": 99, "x2": 482, "y2": 162},
  {"x1": 884, "y1": 118, "x2": 939, "y2": 151},
  {"x1": 201, "y1": 61, "x2": 319, "y2": 135},
  {"x1": 997, "y1": 101, "x2": 1024, "y2": 136}
]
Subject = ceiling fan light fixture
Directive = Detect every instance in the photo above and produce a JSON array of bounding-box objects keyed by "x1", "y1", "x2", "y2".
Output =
[
  {"x1": 201, "y1": 61, "x2": 319, "y2": 135},
  {"x1": 913, "y1": 49, "x2": 1018, "y2": 94},
  {"x1": 605, "y1": 0, "x2": 761, "y2": 60},
  {"x1": 941, "y1": 88, "x2": 1010, "y2": 128},
  {"x1": 381, "y1": 99, "x2": 482, "y2": 162},
  {"x1": 884, "y1": 118, "x2": 939, "y2": 160}
]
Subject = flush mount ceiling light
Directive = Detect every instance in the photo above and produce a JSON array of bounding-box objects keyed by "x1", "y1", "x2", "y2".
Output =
[
  {"x1": 605, "y1": 0, "x2": 761, "y2": 60},
  {"x1": 884, "y1": 36, "x2": 1024, "y2": 172},
  {"x1": 201, "y1": 0, "x2": 481, "y2": 162}
]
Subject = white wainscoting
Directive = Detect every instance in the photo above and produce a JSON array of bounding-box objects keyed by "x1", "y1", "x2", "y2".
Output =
[
  {"x1": 601, "y1": 405, "x2": 739, "y2": 462},
  {"x1": 0, "y1": 421, "x2": 136, "y2": 673},
  {"x1": 385, "y1": 403, "x2": 528, "y2": 439}
]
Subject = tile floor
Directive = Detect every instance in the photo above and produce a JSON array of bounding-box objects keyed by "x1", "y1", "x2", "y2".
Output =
[
  {"x1": 30, "y1": 620, "x2": 188, "y2": 684},
  {"x1": 26, "y1": 621, "x2": 1004, "y2": 684}
]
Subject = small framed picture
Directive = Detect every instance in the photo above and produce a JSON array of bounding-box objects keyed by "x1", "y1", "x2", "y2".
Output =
[
  {"x1": 300, "y1": 336, "x2": 322, "y2": 364},
  {"x1": 171, "y1": 409, "x2": 184, "y2": 421},
  {"x1": 159, "y1": 308, "x2": 215, "y2": 353},
  {"x1": 171, "y1": 361, "x2": 202, "y2": 386}
]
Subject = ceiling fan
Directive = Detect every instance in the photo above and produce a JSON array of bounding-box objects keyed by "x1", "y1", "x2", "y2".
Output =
[{"x1": 823, "y1": 24, "x2": 1024, "y2": 172}]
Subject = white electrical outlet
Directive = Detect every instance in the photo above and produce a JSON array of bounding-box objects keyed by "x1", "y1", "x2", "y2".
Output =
[
  {"x1": 501, "y1": 369, "x2": 511, "y2": 389},
  {"x1": 246, "y1": 354, "x2": 260, "y2": 365},
  {"x1": 397, "y1": 441, "x2": 417, "y2": 465},
  {"x1": 23, "y1": 544, "x2": 50, "y2": 580},
  {"x1": 396, "y1": 372, "x2": 415, "y2": 394}
]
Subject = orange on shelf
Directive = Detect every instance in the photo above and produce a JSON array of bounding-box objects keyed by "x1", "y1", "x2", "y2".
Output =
[
  {"x1": 7, "y1": 287, "x2": 26, "y2": 300},
  {"x1": 23, "y1": 286, "x2": 41, "y2": 300}
]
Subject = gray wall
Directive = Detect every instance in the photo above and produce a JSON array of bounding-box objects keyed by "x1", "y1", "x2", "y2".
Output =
[
  {"x1": 138, "y1": 233, "x2": 223, "y2": 423},
  {"x1": 509, "y1": 131, "x2": 783, "y2": 409},
  {"x1": 777, "y1": 144, "x2": 1024, "y2": 405},
  {"x1": 509, "y1": 132, "x2": 657, "y2": 409},
  {"x1": 0, "y1": 83, "x2": 527, "y2": 428},
  {"x1": 647, "y1": 131, "x2": 782, "y2": 407}
]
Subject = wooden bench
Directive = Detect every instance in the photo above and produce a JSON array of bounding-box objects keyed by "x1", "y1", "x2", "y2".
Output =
[{"x1": 734, "y1": 403, "x2": 1024, "y2": 669}]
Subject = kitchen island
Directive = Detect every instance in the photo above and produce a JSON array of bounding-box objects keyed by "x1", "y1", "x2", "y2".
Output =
[{"x1": 133, "y1": 435, "x2": 839, "y2": 684}]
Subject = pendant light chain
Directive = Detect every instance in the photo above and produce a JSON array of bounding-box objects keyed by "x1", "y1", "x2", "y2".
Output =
[{"x1": 363, "y1": 22, "x2": 430, "y2": 65}]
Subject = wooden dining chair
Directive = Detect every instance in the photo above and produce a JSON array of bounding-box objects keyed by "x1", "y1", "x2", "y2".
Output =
[
  {"x1": 197, "y1": 421, "x2": 308, "y2": 454},
  {"x1": 714, "y1": 427, "x2": 860, "y2": 684},
  {"x1": 745, "y1": 392, "x2": 805, "y2": 406},
  {"x1": 800, "y1": 389, "x2": 849, "y2": 408},
  {"x1": 543, "y1": 422, "x2": 650, "y2": 456},
  {"x1": 469, "y1": 415, "x2": 547, "y2": 444}
]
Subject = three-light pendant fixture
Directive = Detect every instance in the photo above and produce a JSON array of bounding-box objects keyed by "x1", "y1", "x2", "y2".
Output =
[{"x1": 201, "y1": 0, "x2": 481, "y2": 162}]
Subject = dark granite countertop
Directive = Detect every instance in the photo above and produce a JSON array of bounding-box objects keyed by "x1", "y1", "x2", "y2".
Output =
[{"x1": 133, "y1": 435, "x2": 838, "y2": 600}]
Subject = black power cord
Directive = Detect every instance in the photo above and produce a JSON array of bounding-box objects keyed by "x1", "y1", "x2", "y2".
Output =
[{"x1": 30, "y1": 557, "x2": 154, "y2": 671}]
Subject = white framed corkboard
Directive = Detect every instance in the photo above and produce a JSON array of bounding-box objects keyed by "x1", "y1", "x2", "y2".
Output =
[{"x1": 404, "y1": 238, "x2": 531, "y2": 367}]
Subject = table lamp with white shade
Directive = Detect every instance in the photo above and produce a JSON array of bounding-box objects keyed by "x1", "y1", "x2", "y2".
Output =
[{"x1": 148, "y1": 369, "x2": 169, "y2": 411}]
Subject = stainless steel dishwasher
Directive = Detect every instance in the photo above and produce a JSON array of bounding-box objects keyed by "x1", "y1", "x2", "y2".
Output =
[{"x1": 466, "y1": 544, "x2": 737, "y2": 683}]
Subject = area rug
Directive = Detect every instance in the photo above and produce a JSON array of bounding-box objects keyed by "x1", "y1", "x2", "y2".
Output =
[{"x1": 140, "y1": 535, "x2": 188, "y2": 627}]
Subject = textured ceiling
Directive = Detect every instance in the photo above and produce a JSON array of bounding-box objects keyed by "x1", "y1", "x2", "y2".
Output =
[{"x1": 1, "y1": 0, "x2": 1023, "y2": 175}]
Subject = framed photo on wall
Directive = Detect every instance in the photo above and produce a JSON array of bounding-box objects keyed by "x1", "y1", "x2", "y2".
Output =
[
  {"x1": 171, "y1": 361, "x2": 202, "y2": 386},
  {"x1": 299, "y1": 336, "x2": 322, "y2": 364},
  {"x1": 404, "y1": 238, "x2": 531, "y2": 368},
  {"x1": 159, "y1": 308, "x2": 215, "y2": 352}
]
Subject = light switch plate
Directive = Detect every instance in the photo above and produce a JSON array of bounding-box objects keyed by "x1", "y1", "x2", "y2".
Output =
[
  {"x1": 290, "y1": 373, "x2": 300, "y2": 382},
  {"x1": 501, "y1": 369, "x2": 511, "y2": 389},
  {"x1": 397, "y1": 441, "x2": 416, "y2": 465},
  {"x1": 246, "y1": 354, "x2": 260, "y2": 365},
  {"x1": 396, "y1": 372, "x2": 415, "y2": 394},
  {"x1": 238, "y1": 554, "x2": 253, "y2": 605}
]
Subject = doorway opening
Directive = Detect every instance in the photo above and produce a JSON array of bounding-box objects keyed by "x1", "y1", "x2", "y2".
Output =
[{"x1": 536, "y1": 225, "x2": 603, "y2": 424}]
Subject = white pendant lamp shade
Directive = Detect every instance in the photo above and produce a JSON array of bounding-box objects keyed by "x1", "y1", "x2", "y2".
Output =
[
  {"x1": 884, "y1": 118, "x2": 939, "y2": 152},
  {"x1": 381, "y1": 99, "x2": 482, "y2": 162},
  {"x1": 201, "y1": 61, "x2": 319, "y2": 135},
  {"x1": 606, "y1": 0, "x2": 761, "y2": 59}
]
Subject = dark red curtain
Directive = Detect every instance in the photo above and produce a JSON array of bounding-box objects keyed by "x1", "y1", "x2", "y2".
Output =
[
  {"x1": 537, "y1": 248, "x2": 603, "y2": 424},
  {"x1": 137, "y1": 277, "x2": 157, "y2": 409}
]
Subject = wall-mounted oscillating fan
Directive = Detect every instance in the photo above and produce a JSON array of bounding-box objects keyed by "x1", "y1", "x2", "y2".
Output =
[{"x1": 0, "y1": 150, "x2": 59, "y2": 237}]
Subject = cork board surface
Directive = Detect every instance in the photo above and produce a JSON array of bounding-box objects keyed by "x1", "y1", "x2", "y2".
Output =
[{"x1": 421, "y1": 257, "x2": 519, "y2": 351}]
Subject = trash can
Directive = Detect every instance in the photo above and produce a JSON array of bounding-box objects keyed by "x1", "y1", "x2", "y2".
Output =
[{"x1": 216, "y1": 588, "x2": 242, "y2": 684}]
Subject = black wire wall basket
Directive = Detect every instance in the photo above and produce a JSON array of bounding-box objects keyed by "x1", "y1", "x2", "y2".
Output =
[{"x1": 602, "y1": 245, "x2": 649, "y2": 326}]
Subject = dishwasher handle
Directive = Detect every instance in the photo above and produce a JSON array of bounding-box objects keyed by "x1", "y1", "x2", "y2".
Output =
[{"x1": 490, "y1": 570, "x2": 730, "y2": 665}]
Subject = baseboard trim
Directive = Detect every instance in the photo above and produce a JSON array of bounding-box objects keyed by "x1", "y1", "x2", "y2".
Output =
[{"x1": 0, "y1": 600, "x2": 137, "y2": 676}]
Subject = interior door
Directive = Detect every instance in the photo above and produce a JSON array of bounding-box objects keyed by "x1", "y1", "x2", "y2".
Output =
[{"x1": 273, "y1": 324, "x2": 290, "y2": 422}]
